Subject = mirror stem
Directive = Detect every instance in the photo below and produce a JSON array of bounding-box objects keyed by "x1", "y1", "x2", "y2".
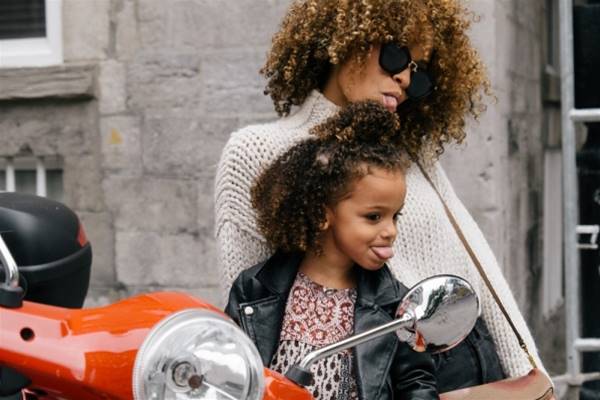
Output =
[
  {"x1": 300, "y1": 312, "x2": 413, "y2": 369},
  {"x1": 285, "y1": 312, "x2": 414, "y2": 387}
]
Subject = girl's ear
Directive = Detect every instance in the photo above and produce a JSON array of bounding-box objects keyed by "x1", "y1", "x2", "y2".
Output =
[{"x1": 320, "y1": 208, "x2": 333, "y2": 231}]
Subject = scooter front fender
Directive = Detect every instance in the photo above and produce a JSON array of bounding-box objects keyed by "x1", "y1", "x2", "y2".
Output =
[{"x1": 0, "y1": 291, "x2": 218, "y2": 399}]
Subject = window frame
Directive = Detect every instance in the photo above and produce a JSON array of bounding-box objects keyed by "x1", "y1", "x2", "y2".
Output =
[{"x1": 0, "y1": 0, "x2": 63, "y2": 68}]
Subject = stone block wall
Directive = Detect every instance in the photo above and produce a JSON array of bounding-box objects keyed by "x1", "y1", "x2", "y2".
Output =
[{"x1": 75, "y1": 0, "x2": 292, "y2": 305}]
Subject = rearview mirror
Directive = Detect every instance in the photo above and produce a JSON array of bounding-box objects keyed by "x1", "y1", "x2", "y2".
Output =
[{"x1": 395, "y1": 274, "x2": 479, "y2": 353}]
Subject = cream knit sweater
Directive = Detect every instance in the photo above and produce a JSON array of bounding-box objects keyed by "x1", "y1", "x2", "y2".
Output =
[{"x1": 215, "y1": 90, "x2": 545, "y2": 378}]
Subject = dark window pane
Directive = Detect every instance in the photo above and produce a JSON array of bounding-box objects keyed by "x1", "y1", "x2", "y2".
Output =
[{"x1": 0, "y1": 0, "x2": 46, "y2": 40}]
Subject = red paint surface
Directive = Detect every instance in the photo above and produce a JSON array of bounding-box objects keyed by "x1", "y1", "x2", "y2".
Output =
[
  {"x1": 1, "y1": 292, "x2": 219, "y2": 399},
  {"x1": 1, "y1": 292, "x2": 314, "y2": 400}
]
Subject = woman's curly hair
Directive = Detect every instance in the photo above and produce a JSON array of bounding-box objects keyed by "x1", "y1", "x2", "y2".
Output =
[
  {"x1": 261, "y1": 0, "x2": 491, "y2": 159},
  {"x1": 251, "y1": 101, "x2": 409, "y2": 253}
]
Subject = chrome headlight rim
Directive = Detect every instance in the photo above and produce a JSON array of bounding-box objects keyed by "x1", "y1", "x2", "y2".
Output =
[{"x1": 132, "y1": 308, "x2": 264, "y2": 400}]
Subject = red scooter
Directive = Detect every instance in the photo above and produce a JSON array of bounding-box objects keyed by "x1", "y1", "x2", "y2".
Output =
[{"x1": 0, "y1": 193, "x2": 479, "y2": 399}]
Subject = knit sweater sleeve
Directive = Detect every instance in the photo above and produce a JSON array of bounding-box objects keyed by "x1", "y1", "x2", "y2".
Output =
[
  {"x1": 431, "y1": 163, "x2": 546, "y2": 378},
  {"x1": 214, "y1": 127, "x2": 272, "y2": 304}
]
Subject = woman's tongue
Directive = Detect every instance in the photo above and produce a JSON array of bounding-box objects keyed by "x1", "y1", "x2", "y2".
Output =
[
  {"x1": 382, "y1": 94, "x2": 398, "y2": 112},
  {"x1": 372, "y1": 246, "x2": 394, "y2": 260}
]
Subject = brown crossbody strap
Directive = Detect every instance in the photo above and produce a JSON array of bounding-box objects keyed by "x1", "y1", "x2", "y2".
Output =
[{"x1": 416, "y1": 162, "x2": 537, "y2": 369}]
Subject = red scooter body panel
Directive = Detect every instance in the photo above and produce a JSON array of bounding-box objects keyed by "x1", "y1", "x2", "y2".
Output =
[
  {"x1": 1, "y1": 292, "x2": 220, "y2": 399},
  {"x1": 1, "y1": 292, "x2": 313, "y2": 400}
]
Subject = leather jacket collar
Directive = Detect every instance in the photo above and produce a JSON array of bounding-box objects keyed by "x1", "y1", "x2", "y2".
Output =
[{"x1": 255, "y1": 250, "x2": 403, "y2": 307}]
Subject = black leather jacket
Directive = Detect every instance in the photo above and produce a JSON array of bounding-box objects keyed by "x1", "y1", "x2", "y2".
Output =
[
  {"x1": 225, "y1": 251, "x2": 438, "y2": 400},
  {"x1": 432, "y1": 317, "x2": 505, "y2": 392}
]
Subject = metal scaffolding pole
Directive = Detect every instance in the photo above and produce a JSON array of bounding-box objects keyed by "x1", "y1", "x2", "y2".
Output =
[{"x1": 559, "y1": 0, "x2": 581, "y2": 384}]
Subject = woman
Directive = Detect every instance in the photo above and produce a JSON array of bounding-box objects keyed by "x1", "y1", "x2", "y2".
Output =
[{"x1": 215, "y1": 0, "x2": 545, "y2": 392}]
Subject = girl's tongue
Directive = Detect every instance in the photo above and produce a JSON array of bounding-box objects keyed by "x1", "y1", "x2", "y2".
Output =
[{"x1": 372, "y1": 246, "x2": 394, "y2": 260}]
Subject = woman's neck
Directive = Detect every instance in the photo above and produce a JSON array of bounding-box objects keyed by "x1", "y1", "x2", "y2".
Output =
[
  {"x1": 321, "y1": 67, "x2": 347, "y2": 107},
  {"x1": 299, "y1": 250, "x2": 356, "y2": 289}
]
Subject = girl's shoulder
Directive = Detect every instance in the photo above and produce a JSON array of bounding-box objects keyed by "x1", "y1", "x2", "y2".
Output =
[{"x1": 228, "y1": 257, "x2": 271, "y2": 302}]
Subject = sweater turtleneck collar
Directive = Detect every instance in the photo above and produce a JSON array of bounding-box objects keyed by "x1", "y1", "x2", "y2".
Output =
[{"x1": 282, "y1": 89, "x2": 340, "y2": 129}]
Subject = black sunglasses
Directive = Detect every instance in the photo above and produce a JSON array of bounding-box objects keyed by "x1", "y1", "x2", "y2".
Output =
[{"x1": 378, "y1": 43, "x2": 434, "y2": 100}]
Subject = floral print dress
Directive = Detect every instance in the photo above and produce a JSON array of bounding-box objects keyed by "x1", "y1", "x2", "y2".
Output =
[{"x1": 269, "y1": 272, "x2": 359, "y2": 400}]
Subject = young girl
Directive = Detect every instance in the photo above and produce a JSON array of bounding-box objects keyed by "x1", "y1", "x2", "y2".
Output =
[{"x1": 225, "y1": 101, "x2": 438, "y2": 400}]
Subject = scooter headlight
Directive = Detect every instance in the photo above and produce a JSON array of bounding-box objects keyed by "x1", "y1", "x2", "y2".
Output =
[{"x1": 133, "y1": 309, "x2": 264, "y2": 400}]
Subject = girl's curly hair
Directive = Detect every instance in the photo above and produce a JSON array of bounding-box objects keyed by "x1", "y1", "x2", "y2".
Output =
[
  {"x1": 251, "y1": 101, "x2": 409, "y2": 253},
  {"x1": 261, "y1": 0, "x2": 491, "y2": 159}
]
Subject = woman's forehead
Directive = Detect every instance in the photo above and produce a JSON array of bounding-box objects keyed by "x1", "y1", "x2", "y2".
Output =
[{"x1": 408, "y1": 41, "x2": 432, "y2": 62}]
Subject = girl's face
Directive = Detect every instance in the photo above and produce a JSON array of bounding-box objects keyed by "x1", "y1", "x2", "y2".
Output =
[
  {"x1": 320, "y1": 166, "x2": 407, "y2": 271},
  {"x1": 323, "y1": 43, "x2": 429, "y2": 113}
]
